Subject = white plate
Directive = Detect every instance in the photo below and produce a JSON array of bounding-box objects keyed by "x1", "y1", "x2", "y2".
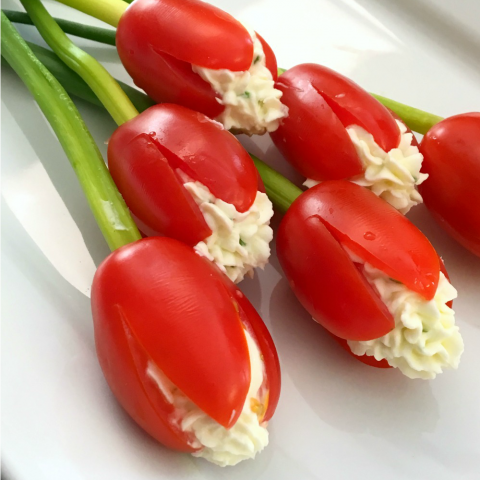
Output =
[{"x1": 2, "y1": 0, "x2": 480, "y2": 478}]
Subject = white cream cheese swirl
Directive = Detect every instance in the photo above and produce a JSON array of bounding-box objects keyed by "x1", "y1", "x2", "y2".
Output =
[
  {"x1": 347, "y1": 262, "x2": 464, "y2": 379},
  {"x1": 184, "y1": 181, "x2": 273, "y2": 284},
  {"x1": 304, "y1": 120, "x2": 427, "y2": 214},
  {"x1": 192, "y1": 25, "x2": 288, "y2": 135},
  {"x1": 147, "y1": 329, "x2": 269, "y2": 467}
]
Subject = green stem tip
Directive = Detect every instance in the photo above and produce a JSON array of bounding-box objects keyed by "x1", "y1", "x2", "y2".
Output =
[
  {"x1": 1, "y1": 12, "x2": 141, "y2": 250},
  {"x1": 2, "y1": 9, "x2": 116, "y2": 45},
  {"x1": 250, "y1": 155, "x2": 302, "y2": 213},
  {"x1": 20, "y1": 0, "x2": 138, "y2": 126},
  {"x1": 55, "y1": 0, "x2": 127, "y2": 28},
  {"x1": 370, "y1": 93, "x2": 444, "y2": 135}
]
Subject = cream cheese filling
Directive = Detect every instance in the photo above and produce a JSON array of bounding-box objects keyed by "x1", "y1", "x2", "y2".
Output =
[
  {"x1": 147, "y1": 329, "x2": 269, "y2": 466},
  {"x1": 304, "y1": 120, "x2": 427, "y2": 214},
  {"x1": 347, "y1": 261, "x2": 464, "y2": 379},
  {"x1": 192, "y1": 25, "x2": 288, "y2": 135},
  {"x1": 184, "y1": 181, "x2": 274, "y2": 284}
]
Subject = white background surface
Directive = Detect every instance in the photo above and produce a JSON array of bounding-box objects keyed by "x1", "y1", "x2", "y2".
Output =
[{"x1": 2, "y1": 0, "x2": 480, "y2": 478}]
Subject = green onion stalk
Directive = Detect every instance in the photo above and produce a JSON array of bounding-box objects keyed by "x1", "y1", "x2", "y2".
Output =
[
  {"x1": 3, "y1": 1, "x2": 444, "y2": 134},
  {"x1": 17, "y1": 0, "x2": 303, "y2": 214},
  {"x1": 1, "y1": 12, "x2": 141, "y2": 251}
]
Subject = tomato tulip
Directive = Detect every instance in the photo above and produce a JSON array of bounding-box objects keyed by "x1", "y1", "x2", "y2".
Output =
[
  {"x1": 92, "y1": 236, "x2": 281, "y2": 453},
  {"x1": 108, "y1": 103, "x2": 260, "y2": 246},
  {"x1": 277, "y1": 181, "x2": 440, "y2": 342},
  {"x1": 116, "y1": 0, "x2": 278, "y2": 120},
  {"x1": 270, "y1": 64, "x2": 426, "y2": 214},
  {"x1": 419, "y1": 112, "x2": 480, "y2": 257},
  {"x1": 270, "y1": 63, "x2": 400, "y2": 181}
]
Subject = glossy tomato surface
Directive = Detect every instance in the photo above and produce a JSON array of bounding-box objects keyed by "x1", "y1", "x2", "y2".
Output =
[
  {"x1": 277, "y1": 181, "x2": 442, "y2": 341},
  {"x1": 108, "y1": 104, "x2": 259, "y2": 245},
  {"x1": 270, "y1": 64, "x2": 400, "y2": 182},
  {"x1": 277, "y1": 196, "x2": 394, "y2": 341},
  {"x1": 419, "y1": 113, "x2": 480, "y2": 257},
  {"x1": 116, "y1": 0, "x2": 279, "y2": 118},
  {"x1": 92, "y1": 237, "x2": 280, "y2": 450},
  {"x1": 300, "y1": 181, "x2": 440, "y2": 299}
]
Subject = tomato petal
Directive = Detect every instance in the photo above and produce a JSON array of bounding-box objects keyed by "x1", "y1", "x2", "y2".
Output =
[
  {"x1": 302, "y1": 63, "x2": 400, "y2": 151},
  {"x1": 108, "y1": 126, "x2": 211, "y2": 247},
  {"x1": 300, "y1": 181, "x2": 440, "y2": 300},
  {"x1": 117, "y1": 104, "x2": 258, "y2": 213},
  {"x1": 271, "y1": 67, "x2": 363, "y2": 180},
  {"x1": 116, "y1": 44, "x2": 224, "y2": 118},
  {"x1": 92, "y1": 237, "x2": 252, "y2": 430},
  {"x1": 277, "y1": 200, "x2": 394, "y2": 341},
  {"x1": 419, "y1": 113, "x2": 480, "y2": 257},
  {"x1": 117, "y1": 0, "x2": 253, "y2": 71}
]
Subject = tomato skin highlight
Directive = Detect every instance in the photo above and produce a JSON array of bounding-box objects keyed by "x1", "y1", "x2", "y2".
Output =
[
  {"x1": 270, "y1": 64, "x2": 401, "y2": 182},
  {"x1": 108, "y1": 104, "x2": 260, "y2": 246},
  {"x1": 92, "y1": 237, "x2": 280, "y2": 449},
  {"x1": 419, "y1": 113, "x2": 480, "y2": 257},
  {"x1": 277, "y1": 181, "x2": 442, "y2": 341}
]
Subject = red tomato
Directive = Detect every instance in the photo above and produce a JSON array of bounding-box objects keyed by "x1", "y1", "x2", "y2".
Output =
[
  {"x1": 277, "y1": 203, "x2": 394, "y2": 341},
  {"x1": 108, "y1": 104, "x2": 259, "y2": 246},
  {"x1": 419, "y1": 113, "x2": 480, "y2": 257},
  {"x1": 277, "y1": 181, "x2": 441, "y2": 341},
  {"x1": 116, "y1": 0, "x2": 278, "y2": 117},
  {"x1": 270, "y1": 64, "x2": 400, "y2": 182},
  {"x1": 92, "y1": 237, "x2": 280, "y2": 450},
  {"x1": 299, "y1": 181, "x2": 440, "y2": 299},
  {"x1": 271, "y1": 67, "x2": 362, "y2": 181}
]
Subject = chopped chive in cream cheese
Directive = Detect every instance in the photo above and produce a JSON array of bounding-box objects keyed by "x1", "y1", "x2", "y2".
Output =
[
  {"x1": 192, "y1": 25, "x2": 288, "y2": 135},
  {"x1": 183, "y1": 181, "x2": 274, "y2": 283}
]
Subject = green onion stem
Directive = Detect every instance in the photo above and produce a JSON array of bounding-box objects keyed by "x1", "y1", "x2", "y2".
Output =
[
  {"x1": 55, "y1": 0, "x2": 127, "y2": 28},
  {"x1": 6, "y1": 6, "x2": 444, "y2": 133},
  {"x1": 250, "y1": 156, "x2": 302, "y2": 213},
  {"x1": 20, "y1": 0, "x2": 137, "y2": 126},
  {"x1": 2, "y1": 10, "x2": 116, "y2": 45},
  {"x1": 18, "y1": 41, "x2": 156, "y2": 112},
  {"x1": 1, "y1": 13, "x2": 141, "y2": 250},
  {"x1": 369, "y1": 94, "x2": 444, "y2": 135}
]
